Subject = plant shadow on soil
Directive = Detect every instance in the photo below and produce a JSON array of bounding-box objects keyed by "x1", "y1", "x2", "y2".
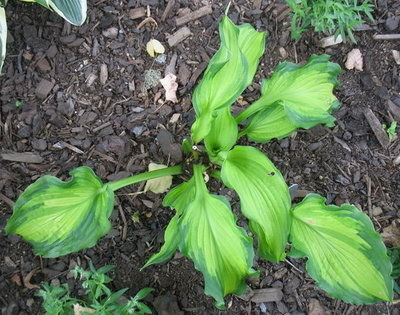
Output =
[{"x1": 0, "y1": 0, "x2": 399, "y2": 314}]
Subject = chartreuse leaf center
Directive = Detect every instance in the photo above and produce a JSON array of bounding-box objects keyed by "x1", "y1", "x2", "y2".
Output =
[{"x1": 290, "y1": 194, "x2": 393, "y2": 304}]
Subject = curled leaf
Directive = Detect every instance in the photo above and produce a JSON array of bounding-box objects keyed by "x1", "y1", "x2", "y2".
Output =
[
  {"x1": 144, "y1": 163, "x2": 172, "y2": 194},
  {"x1": 160, "y1": 73, "x2": 178, "y2": 103},
  {"x1": 345, "y1": 48, "x2": 363, "y2": 71},
  {"x1": 146, "y1": 39, "x2": 165, "y2": 57}
]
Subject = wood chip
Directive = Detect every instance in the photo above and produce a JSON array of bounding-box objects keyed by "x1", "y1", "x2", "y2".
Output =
[
  {"x1": 388, "y1": 99, "x2": 400, "y2": 121},
  {"x1": 363, "y1": 108, "x2": 390, "y2": 148},
  {"x1": 169, "y1": 113, "x2": 180, "y2": 124},
  {"x1": 373, "y1": 34, "x2": 400, "y2": 40},
  {"x1": 392, "y1": 50, "x2": 400, "y2": 65},
  {"x1": 308, "y1": 299, "x2": 326, "y2": 315},
  {"x1": 129, "y1": 7, "x2": 146, "y2": 20},
  {"x1": 1, "y1": 152, "x2": 44, "y2": 164},
  {"x1": 162, "y1": 0, "x2": 175, "y2": 22},
  {"x1": 137, "y1": 17, "x2": 157, "y2": 30},
  {"x1": 168, "y1": 27, "x2": 192, "y2": 47},
  {"x1": 175, "y1": 5, "x2": 212, "y2": 26},
  {"x1": 35, "y1": 79, "x2": 54, "y2": 100},
  {"x1": 0, "y1": 192, "x2": 14, "y2": 207},
  {"x1": 251, "y1": 288, "x2": 283, "y2": 303},
  {"x1": 100, "y1": 64, "x2": 108, "y2": 85},
  {"x1": 333, "y1": 136, "x2": 352, "y2": 152},
  {"x1": 23, "y1": 269, "x2": 40, "y2": 290}
]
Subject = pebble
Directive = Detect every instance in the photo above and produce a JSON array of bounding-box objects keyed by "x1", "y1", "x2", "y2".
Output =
[
  {"x1": 342, "y1": 131, "x2": 352, "y2": 140},
  {"x1": 336, "y1": 174, "x2": 350, "y2": 185},
  {"x1": 17, "y1": 125, "x2": 32, "y2": 138},
  {"x1": 132, "y1": 125, "x2": 145, "y2": 136},
  {"x1": 372, "y1": 206, "x2": 383, "y2": 216},
  {"x1": 31, "y1": 139, "x2": 47, "y2": 151},
  {"x1": 102, "y1": 27, "x2": 119, "y2": 39}
]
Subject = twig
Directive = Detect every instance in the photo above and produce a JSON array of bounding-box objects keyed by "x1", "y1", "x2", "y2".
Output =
[
  {"x1": 373, "y1": 34, "x2": 400, "y2": 40},
  {"x1": 118, "y1": 204, "x2": 128, "y2": 241},
  {"x1": 365, "y1": 174, "x2": 372, "y2": 216}
]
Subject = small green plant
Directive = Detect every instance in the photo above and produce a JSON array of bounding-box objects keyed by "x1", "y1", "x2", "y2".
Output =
[
  {"x1": 0, "y1": 0, "x2": 87, "y2": 71},
  {"x1": 6, "y1": 14, "x2": 394, "y2": 309},
  {"x1": 286, "y1": 0, "x2": 374, "y2": 42},
  {"x1": 37, "y1": 261, "x2": 152, "y2": 315},
  {"x1": 383, "y1": 121, "x2": 397, "y2": 142}
]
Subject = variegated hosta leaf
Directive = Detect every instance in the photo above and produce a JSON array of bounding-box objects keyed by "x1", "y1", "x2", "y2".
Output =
[
  {"x1": 221, "y1": 146, "x2": 291, "y2": 261},
  {"x1": 48, "y1": 0, "x2": 87, "y2": 26},
  {"x1": 6, "y1": 167, "x2": 114, "y2": 258},
  {"x1": 179, "y1": 164, "x2": 256, "y2": 309},
  {"x1": 239, "y1": 54, "x2": 341, "y2": 142},
  {"x1": 0, "y1": 7, "x2": 6, "y2": 72},
  {"x1": 204, "y1": 107, "x2": 238, "y2": 158},
  {"x1": 290, "y1": 194, "x2": 393, "y2": 304},
  {"x1": 162, "y1": 176, "x2": 196, "y2": 215},
  {"x1": 191, "y1": 16, "x2": 266, "y2": 143}
]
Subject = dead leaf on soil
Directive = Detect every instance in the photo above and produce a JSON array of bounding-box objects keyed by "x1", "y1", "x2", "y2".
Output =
[
  {"x1": 11, "y1": 273, "x2": 22, "y2": 286},
  {"x1": 345, "y1": 48, "x2": 363, "y2": 71},
  {"x1": 308, "y1": 298, "x2": 326, "y2": 315},
  {"x1": 381, "y1": 220, "x2": 400, "y2": 247},
  {"x1": 146, "y1": 39, "x2": 165, "y2": 57},
  {"x1": 73, "y1": 304, "x2": 96, "y2": 314},
  {"x1": 144, "y1": 163, "x2": 173, "y2": 194},
  {"x1": 160, "y1": 73, "x2": 178, "y2": 103}
]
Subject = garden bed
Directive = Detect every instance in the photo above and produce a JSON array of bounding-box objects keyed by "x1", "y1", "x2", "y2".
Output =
[{"x1": 0, "y1": 0, "x2": 399, "y2": 314}]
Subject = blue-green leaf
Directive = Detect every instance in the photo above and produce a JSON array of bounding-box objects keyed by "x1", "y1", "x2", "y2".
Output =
[
  {"x1": 191, "y1": 16, "x2": 266, "y2": 143},
  {"x1": 290, "y1": 194, "x2": 393, "y2": 304},
  {"x1": 239, "y1": 54, "x2": 341, "y2": 142},
  {"x1": 179, "y1": 164, "x2": 256, "y2": 308},
  {"x1": 221, "y1": 146, "x2": 291, "y2": 261},
  {"x1": 48, "y1": 0, "x2": 87, "y2": 26},
  {"x1": 6, "y1": 167, "x2": 114, "y2": 258}
]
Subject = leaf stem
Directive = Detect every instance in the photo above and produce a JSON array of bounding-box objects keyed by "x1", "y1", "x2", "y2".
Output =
[
  {"x1": 235, "y1": 97, "x2": 274, "y2": 124},
  {"x1": 107, "y1": 165, "x2": 183, "y2": 192}
]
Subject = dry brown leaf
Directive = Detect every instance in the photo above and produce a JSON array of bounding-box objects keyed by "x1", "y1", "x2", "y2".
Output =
[
  {"x1": 73, "y1": 304, "x2": 96, "y2": 315},
  {"x1": 381, "y1": 220, "x2": 400, "y2": 247},
  {"x1": 146, "y1": 39, "x2": 165, "y2": 57},
  {"x1": 345, "y1": 49, "x2": 363, "y2": 71},
  {"x1": 308, "y1": 298, "x2": 326, "y2": 315},
  {"x1": 160, "y1": 73, "x2": 178, "y2": 103},
  {"x1": 144, "y1": 163, "x2": 173, "y2": 194},
  {"x1": 11, "y1": 273, "x2": 22, "y2": 286}
]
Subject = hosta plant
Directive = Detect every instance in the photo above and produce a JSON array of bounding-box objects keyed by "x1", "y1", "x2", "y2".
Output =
[
  {"x1": 0, "y1": 0, "x2": 87, "y2": 71},
  {"x1": 6, "y1": 15, "x2": 394, "y2": 309}
]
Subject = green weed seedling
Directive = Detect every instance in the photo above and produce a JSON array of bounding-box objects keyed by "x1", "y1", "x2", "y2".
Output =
[
  {"x1": 6, "y1": 14, "x2": 394, "y2": 309},
  {"x1": 37, "y1": 261, "x2": 152, "y2": 315},
  {"x1": 383, "y1": 121, "x2": 397, "y2": 142},
  {"x1": 286, "y1": 0, "x2": 374, "y2": 42},
  {"x1": 0, "y1": 0, "x2": 87, "y2": 71}
]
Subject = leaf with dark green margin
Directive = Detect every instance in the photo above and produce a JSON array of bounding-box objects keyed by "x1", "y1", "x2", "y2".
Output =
[
  {"x1": 204, "y1": 107, "x2": 238, "y2": 158},
  {"x1": 0, "y1": 7, "x2": 6, "y2": 72},
  {"x1": 290, "y1": 194, "x2": 393, "y2": 304},
  {"x1": 6, "y1": 167, "x2": 114, "y2": 258},
  {"x1": 191, "y1": 16, "x2": 266, "y2": 143},
  {"x1": 48, "y1": 0, "x2": 87, "y2": 26},
  {"x1": 239, "y1": 54, "x2": 340, "y2": 142},
  {"x1": 179, "y1": 164, "x2": 256, "y2": 309},
  {"x1": 221, "y1": 146, "x2": 291, "y2": 262}
]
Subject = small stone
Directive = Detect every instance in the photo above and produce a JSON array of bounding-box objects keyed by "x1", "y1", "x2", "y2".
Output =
[
  {"x1": 385, "y1": 16, "x2": 400, "y2": 31},
  {"x1": 36, "y1": 79, "x2": 54, "y2": 100},
  {"x1": 17, "y1": 125, "x2": 32, "y2": 138},
  {"x1": 343, "y1": 131, "x2": 352, "y2": 140},
  {"x1": 131, "y1": 125, "x2": 145, "y2": 136},
  {"x1": 102, "y1": 27, "x2": 119, "y2": 39},
  {"x1": 31, "y1": 139, "x2": 47, "y2": 151},
  {"x1": 46, "y1": 44, "x2": 58, "y2": 58},
  {"x1": 372, "y1": 206, "x2": 383, "y2": 216}
]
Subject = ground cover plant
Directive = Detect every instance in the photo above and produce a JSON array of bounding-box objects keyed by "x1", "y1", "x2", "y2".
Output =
[
  {"x1": 38, "y1": 261, "x2": 152, "y2": 314},
  {"x1": 5, "y1": 13, "x2": 394, "y2": 309},
  {"x1": 286, "y1": 0, "x2": 374, "y2": 42},
  {"x1": 0, "y1": 0, "x2": 87, "y2": 71}
]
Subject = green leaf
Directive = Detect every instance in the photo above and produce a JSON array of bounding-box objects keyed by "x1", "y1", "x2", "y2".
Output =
[
  {"x1": 162, "y1": 176, "x2": 196, "y2": 215},
  {"x1": 179, "y1": 164, "x2": 256, "y2": 308},
  {"x1": 6, "y1": 167, "x2": 114, "y2": 258},
  {"x1": 0, "y1": 7, "x2": 6, "y2": 72},
  {"x1": 141, "y1": 214, "x2": 180, "y2": 269},
  {"x1": 221, "y1": 146, "x2": 291, "y2": 261},
  {"x1": 238, "y1": 54, "x2": 341, "y2": 142},
  {"x1": 204, "y1": 107, "x2": 238, "y2": 158},
  {"x1": 48, "y1": 0, "x2": 87, "y2": 26},
  {"x1": 290, "y1": 194, "x2": 393, "y2": 304},
  {"x1": 33, "y1": 0, "x2": 50, "y2": 8},
  {"x1": 191, "y1": 16, "x2": 266, "y2": 143}
]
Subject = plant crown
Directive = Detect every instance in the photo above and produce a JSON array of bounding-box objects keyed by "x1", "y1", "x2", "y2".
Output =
[{"x1": 6, "y1": 14, "x2": 394, "y2": 309}]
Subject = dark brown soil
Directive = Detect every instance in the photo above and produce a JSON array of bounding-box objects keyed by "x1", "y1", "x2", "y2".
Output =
[{"x1": 1, "y1": 0, "x2": 400, "y2": 314}]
